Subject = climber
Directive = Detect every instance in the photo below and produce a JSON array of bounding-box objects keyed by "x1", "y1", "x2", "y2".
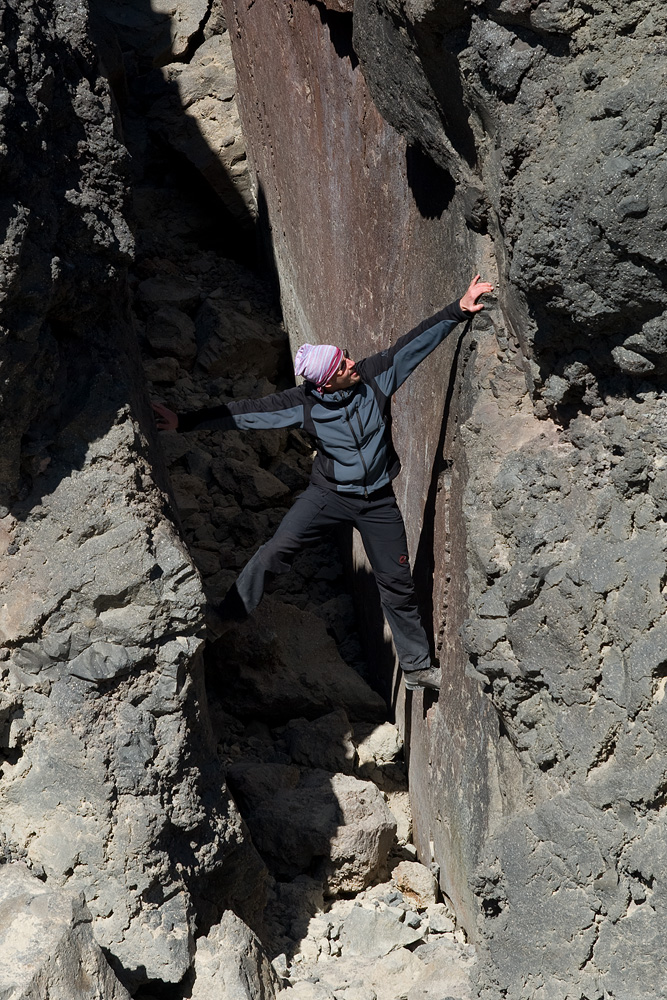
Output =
[{"x1": 153, "y1": 274, "x2": 493, "y2": 692}]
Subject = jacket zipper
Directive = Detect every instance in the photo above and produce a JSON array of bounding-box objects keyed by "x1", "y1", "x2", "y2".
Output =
[{"x1": 345, "y1": 405, "x2": 369, "y2": 498}]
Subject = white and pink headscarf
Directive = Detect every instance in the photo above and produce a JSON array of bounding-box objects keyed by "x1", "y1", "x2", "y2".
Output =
[{"x1": 294, "y1": 343, "x2": 343, "y2": 389}]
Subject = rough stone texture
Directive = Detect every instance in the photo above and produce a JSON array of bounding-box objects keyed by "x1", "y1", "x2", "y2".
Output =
[
  {"x1": 391, "y1": 861, "x2": 438, "y2": 908},
  {"x1": 0, "y1": 1, "x2": 265, "y2": 991},
  {"x1": 353, "y1": 4, "x2": 667, "y2": 998},
  {"x1": 340, "y1": 904, "x2": 425, "y2": 958},
  {"x1": 189, "y1": 909, "x2": 281, "y2": 1000},
  {"x1": 150, "y1": 32, "x2": 255, "y2": 222},
  {"x1": 222, "y1": 1, "x2": 667, "y2": 997},
  {"x1": 0, "y1": 864, "x2": 130, "y2": 1000},
  {"x1": 228, "y1": 763, "x2": 397, "y2": 894},
  {"x1": 279, "y1": 879, "x2": 475, "y2": 1000}
]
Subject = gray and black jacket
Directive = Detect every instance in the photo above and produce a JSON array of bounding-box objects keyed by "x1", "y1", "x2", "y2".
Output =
[{"x1": 177, "y1": 300, "x2": 468, "y2": 497}]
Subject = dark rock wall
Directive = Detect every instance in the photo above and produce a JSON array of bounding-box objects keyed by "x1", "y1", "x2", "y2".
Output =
[
  {"x1": 0, "y1": 0, "x2": 263, "y2": 990},
  {"x1": 223, "y1": 2, "x2": 667, "y2": 997}
]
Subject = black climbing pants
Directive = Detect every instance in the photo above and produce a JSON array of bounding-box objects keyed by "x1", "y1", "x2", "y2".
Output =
[{"x1": 231, "y1": 483, "x2": 431, "y2": 673}]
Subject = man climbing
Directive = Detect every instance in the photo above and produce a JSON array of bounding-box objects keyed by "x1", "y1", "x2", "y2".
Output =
[{"x1": 153, "y1": 274, "x2": 493, "y2": 692}]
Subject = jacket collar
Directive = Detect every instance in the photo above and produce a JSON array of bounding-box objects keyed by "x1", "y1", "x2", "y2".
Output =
[{"x1": 306, "y1": 383, "x2": 360, "y2": 404}]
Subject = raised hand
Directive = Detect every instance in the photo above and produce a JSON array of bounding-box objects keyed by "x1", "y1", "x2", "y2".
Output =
[
  {"x1": 459, "y1": 274, "x2": 494, "y2": 314},
  {"x1": 152, "y1": 401, "x2": 179, "y2": 432}
]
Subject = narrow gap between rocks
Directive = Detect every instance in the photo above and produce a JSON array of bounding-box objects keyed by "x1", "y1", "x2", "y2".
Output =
[
  {"x1": 133, "y1": 139, "x2": 474, "y2": 1000},
  {"x1": 115, "y1": 10, "x2": 475, "y2": 1000}
]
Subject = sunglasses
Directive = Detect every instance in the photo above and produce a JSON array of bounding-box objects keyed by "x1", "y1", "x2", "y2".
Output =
[{"x1": 335, "y1": 349, "x2": 350, "y2": 377}]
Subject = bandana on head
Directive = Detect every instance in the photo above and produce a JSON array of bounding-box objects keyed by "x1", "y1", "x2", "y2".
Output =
[{"x1": 294, "y1": 343, "x2": 343, "y2": 389}]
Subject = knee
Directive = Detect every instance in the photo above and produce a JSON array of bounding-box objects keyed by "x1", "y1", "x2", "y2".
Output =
[
  {"x1": 373, "y1": 572, "x2": 417, "y2": 607},
  {"x1": 256, "y1": 532, "x2": 301, "y2": 569}
]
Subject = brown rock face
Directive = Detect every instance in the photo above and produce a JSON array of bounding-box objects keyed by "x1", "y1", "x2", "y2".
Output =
[
  {"x1": 222, "y1": 0, "x2": 483, "y2": 554},
  {"x1": 222, "y1": 0, "x2": 502, "y2": 939}
]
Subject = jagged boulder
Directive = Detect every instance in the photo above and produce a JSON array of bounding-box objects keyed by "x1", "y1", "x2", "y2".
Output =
[
  {"x1": 228, "y1": 763, "x2": 396, "y2": 894},
  {"x1": 189, "y1": 910, "x2": 281, "y2": 1000},
  {"x1": 0, "y1": 865, "x2": 130, "y2": 1000}
]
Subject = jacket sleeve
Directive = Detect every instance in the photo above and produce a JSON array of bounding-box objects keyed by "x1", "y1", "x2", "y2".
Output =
[
  {"x1": 177, "y1": 385, "x2": 306, "y2": 433},
  {"x1": 357, "y1": 300, "x2": 468, "y2": 395}
]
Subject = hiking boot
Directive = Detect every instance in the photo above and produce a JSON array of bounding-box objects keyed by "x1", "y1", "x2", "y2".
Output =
[
  {"x1": 205, "y1": 605, "x2": 236, "y2": 641},
  {"x1": 403, "y1": 666, "x2": 441, "y2": 692},
  {"x1": 205, "y1": 584, "x2": 249, "y2": 641}
]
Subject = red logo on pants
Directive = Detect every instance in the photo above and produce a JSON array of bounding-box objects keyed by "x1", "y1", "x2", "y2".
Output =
[{"x1": 399, "y1": 554, "x2": 408, "y2": 565}]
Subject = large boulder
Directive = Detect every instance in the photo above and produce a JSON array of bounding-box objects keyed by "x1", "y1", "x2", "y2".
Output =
[
  {"x1": 228, "y1": 763, "x2": 396, "y2": 894},
  {"x1": 0, "y1": 2, "x2": 265, "y2": 991},
  {"x1": 0, "y1": 865, "x2": 130, "y2": 1000}
]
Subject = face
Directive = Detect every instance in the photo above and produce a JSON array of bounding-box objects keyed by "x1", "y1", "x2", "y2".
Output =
[{"x1": 322, "y1": 350, "x2": 360, "y2": 391}]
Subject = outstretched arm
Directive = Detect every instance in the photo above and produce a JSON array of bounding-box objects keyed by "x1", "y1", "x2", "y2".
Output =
[
  {"x1": 153, "y1": 386, "x2": 307, "y2": 434},
  {"x1": 359, "y1": 275, "x2": 494, "y2": 394}
]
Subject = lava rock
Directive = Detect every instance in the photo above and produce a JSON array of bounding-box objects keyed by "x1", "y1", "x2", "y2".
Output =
[
  {"x1": 0, "y1": 864, "x2": 131, "y2": 999},
  {"x1": 189, "y1": 910, "x2": 280, "y2": 1000}
]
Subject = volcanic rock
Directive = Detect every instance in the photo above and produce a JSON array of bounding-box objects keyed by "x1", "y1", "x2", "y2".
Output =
[{"x1": 0, "y1": 865, "x2": 130, "y2": 1000}]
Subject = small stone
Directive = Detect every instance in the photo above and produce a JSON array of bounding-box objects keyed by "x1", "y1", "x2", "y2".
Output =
[
  {"x1": 290, "y1": 981, "x2": 335, "y2": 1000},
  {"x1": 343, "y1": 988, "x2": 377, "y2": 1000},
  {"x1": 426, "y1": 903, "x2": 456, "y2": 934},
  {"x1": 146, "y1": 307, "x2": 197, "y2": 364},
  {"x1": 271, "y1": 953, "x2": 288, "y2": 978},
  {"x1": 617, "y1": 194, "x2": 649, "y2": 219},
  {"x1": 298, "y1": 938, "x2": 320, "y2": 962},
  {"x1": 611, "y1": 346, "x2": 655, "y2": 373},
  {"x1": 397, "y1": 844, "x2": 418, "y2": 862},
  {"x1": 354, "y1": 722, "x2": 403, "y2": 769},
  {"x1": 284, "y1": 709, "x2": 356, "y2": 774},
  {"x1": 392, "y1": 862, "x2": 438, "y2": 908},
  {"x1": 143, "y1": 356, "x2": 183, "y2": 384},
  {"x1": 340, "y1": 904, "x2": 425, "y2": 957}
]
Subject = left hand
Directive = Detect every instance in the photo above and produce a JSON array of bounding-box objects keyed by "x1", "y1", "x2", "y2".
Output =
[
  {"x1": 152, "y1": 401, "x2": 179, "y2": 432},
  {"x1": 459, "y1": 274, "x2": 494, "y2": 314}
]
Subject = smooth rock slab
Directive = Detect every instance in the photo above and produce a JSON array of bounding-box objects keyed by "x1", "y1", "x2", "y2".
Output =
[
  {"x1": 340, "y1": 905, "x2": 425, "y2": 958},
  {"x1": 0, "y1": 865, "x2": 130, "y2": 1000}
]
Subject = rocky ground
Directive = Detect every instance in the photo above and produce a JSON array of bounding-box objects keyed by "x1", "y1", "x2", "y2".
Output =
[{"x1": 134, "y1": 128, "x2": 475, "y2": 998}]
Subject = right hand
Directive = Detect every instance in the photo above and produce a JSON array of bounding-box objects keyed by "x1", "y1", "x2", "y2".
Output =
[
  {"x1": 152, "y1": 401, "x2": 178, "y2": 432},
  {"x1": 459, "y1": 274, "x2": 494, "y2": 314}
]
